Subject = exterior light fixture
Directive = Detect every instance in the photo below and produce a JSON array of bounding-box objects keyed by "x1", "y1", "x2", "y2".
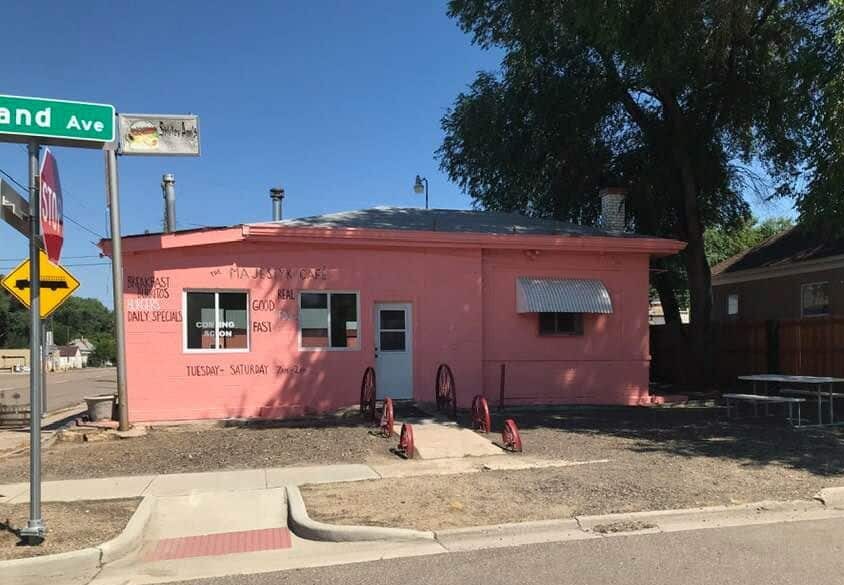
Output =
[{"x1": 413, "y1": 175, "x2": 429, "y2": 209}]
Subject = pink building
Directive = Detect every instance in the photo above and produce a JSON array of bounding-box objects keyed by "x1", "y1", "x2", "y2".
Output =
[{"x1": 104, "y1": 203, "x2": 684, "y2": 423}]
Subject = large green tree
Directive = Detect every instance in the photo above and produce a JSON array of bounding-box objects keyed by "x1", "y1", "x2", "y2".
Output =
[
  {"x1": 50, "y1": 296, "x2": 114, "y2": 346},
  {"x1": 439, "y1": 1, "x2": 843, "y2": 377},
  {"x1": 705, "y1": 216, "x2": 793, "y2": 267},
  {"x1": 0, "y1": 285, "x2": 114, "y2": 349}
]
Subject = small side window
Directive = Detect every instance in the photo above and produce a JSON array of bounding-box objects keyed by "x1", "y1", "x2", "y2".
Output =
[
  {"x1": 727, "y1": 294, "x2": 739, "y2": 316},
  {"x1": 538, "y1": 312, "x2": 583, "y2": 336},
  {"x1": 801, "y1": 282, "x2": 829, "y2": 317}
]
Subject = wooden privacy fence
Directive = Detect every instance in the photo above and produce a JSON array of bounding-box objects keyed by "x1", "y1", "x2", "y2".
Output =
[{"x1": 650, "y1": 318, "x2": 844, "y2": 386}]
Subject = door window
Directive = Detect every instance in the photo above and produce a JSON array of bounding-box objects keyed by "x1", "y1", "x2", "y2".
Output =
[{"x1": 379, "y1": 309, "x2": 406, "y2": 351}]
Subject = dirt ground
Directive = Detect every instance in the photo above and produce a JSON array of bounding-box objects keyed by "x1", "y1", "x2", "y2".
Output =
[
  {"x1": 301, "y1": 407, "x2": 844, "y2": 531},
  {"x1": 0, "y1": 499, "x2": 139, "y2": 560},
  {"x1": 0, "y1": 416, "x2": 396, "y2": 482}
]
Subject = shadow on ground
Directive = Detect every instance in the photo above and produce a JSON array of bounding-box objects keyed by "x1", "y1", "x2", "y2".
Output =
[{"x1": 449, "y1": 405, "x2": 844, "y2": 478}]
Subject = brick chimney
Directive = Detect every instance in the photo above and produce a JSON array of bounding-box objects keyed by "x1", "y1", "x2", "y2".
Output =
[{"x1": 599, "y1": 187, "x2": 627, "y2": 233}]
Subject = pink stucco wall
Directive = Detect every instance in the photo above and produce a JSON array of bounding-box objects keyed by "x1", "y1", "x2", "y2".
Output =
[{"x1": 112, "y1": 225, "x2": 682, "y2": 422}]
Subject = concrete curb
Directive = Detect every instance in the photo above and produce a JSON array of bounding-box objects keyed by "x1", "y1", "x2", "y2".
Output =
[
  {"x1": 815, "y1": 486, "x2": 844, "y2": 509},
  {"x1": 429, "y1": 498, "x2": 844, "y2": 552},
  {"x1": 4, "y1": 547, "x2": 100, "y2": 585},
  {"x1": 99, "y1": 495, "x2": 156, "y2": 564},
  {"x1": 1, "y1": 495, "x2": 156, "y2": 585},
  {"x1": 285, "y1": 485, "x2": 434, "y2": 542},
  {"x1": 435, "y1": 518, "x2": 598, "y2": 552}
]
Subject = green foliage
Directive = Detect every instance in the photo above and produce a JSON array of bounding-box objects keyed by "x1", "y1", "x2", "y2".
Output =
[
  {"x1": 440, "y1": 1, "x2": 841, "y2": 337},
  {"x1": 0, "y1": 284, "x2": 114, "y2": 352},
  {"x1": 0, "y1": 281, "x2": 30, "y2": 347},
  {"x1": 705, "y1": 217, "x2": 794, "y2": 267},
  {"x1": 796, "y1": 0, "x2": 844, "y2": 233},
  {"x1": 88, "y1": 334, "x2": 116, "y2": 367},
  {"x1": 50, "y1": 297, "x2": 114, "y2": 346}
]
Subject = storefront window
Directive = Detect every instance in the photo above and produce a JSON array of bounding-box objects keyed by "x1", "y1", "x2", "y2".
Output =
[
  {"x1": 300, "y1": 292, "x2": 359, "y2": 349},
  {"x1": 538, "y1": 312, "x2": 583, "y2": 336},
  {"x1": 185, "y1": 291, "x2": 249, "y2": 351},
  {"x1": 801, "y1": 282, "x2": 829, "y2": 317}
]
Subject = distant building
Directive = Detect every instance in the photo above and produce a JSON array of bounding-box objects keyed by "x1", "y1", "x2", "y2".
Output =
[
  {"x1": 648, "y1": 300, "x2": 689, "y2": 325},
  {"x1": 712, "y1": 226, "x2": 842, "y2": 321},
  {"x1": 51, "y1": 345, "x2": 83, "y2": 371},
  {"x1": 69, "y1": 337, "x2": 95, "y2": 367}
]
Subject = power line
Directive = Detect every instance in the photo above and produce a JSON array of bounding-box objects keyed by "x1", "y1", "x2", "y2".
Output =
[
  {"x1": 65, "y1": 215, "x2": 105, "y2": 239},
  {"x1": 0, "y1": 261, "x2": 110, "y2": 269},
  {"x1": 0, "y1": 164, "x2": 106, "y2": 239},
  {"x1": 0, "y1": 168, "x2": 27, "y2": 191},
  {"x1": 0, "y1": 255, "x2": 102, "y2": 261}
]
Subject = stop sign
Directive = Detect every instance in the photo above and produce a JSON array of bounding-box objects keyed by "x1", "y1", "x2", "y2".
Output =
[{"x1": 39, "y1": 148, "x2": 63, "y2": 262}]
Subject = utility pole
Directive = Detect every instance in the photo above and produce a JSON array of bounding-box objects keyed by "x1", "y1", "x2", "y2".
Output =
[
  {"x1": 105, "y1": 149, "x2": 129, "y2": 431},
  {"x1": 20, "y1": 142, "x2": 44, "y2": 544}
]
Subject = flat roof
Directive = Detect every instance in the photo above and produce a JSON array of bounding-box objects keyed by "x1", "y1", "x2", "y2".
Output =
[{"x1": 255, "y1": 206, "x2": 635, "y2": 237}]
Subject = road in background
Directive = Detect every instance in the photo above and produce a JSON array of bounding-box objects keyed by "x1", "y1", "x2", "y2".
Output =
[
  {"x1": 167, "y1": 517, "x2": 844, "y2": 585},
  {"x1": 0, "y1": 368, "x2": 116, "y2": 413}
]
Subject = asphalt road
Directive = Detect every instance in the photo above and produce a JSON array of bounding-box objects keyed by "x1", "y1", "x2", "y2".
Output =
[
  {"x1": 171, "y1": 518, "x2": 844, "y2": 585},
  {"x1": 0, "y1": 367, "x2": 116, "y2": 413}
]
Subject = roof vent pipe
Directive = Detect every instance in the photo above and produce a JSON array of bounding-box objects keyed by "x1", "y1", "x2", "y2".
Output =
[
  {"x1": 161, "y1": 173, "x2": 176, "y2": 233},
  {"x1": 270, "y1": 187, "x2": 285, "y2": 221},
  {"x1": 599, "y1": 187, "x2": 627, "y2": 233}
]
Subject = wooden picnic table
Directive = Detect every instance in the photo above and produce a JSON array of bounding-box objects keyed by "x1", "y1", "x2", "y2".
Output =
[{"x1": 738, "y1": 374, "x2": 844, "y2": 426}]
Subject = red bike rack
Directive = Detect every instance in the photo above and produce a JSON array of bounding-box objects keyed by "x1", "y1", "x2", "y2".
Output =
[
  {"x1": 380, "y1": 397, "x2": 395, "y2": 438},
  {"x1": 397, "y1": 423, "x2": 414, "y2": 459},
  {"x1": 502, "y1": 418, "x2": 522, "y2": 452},
  {"x1": 435, "y1": 364, "x2": 457, "y2": 419},
  {"x1": 360, "y1": 367, "x2": 377, "y2": 422},
  {"x1": 471, "y1": 395, "x2": 491, "y2": 433}
]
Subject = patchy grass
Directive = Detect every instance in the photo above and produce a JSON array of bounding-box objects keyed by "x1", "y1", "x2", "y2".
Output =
[
  {"x1": 0, "y1": 499, "x2": 139, "y2": 560},
  {"x1": 301, "y1": 407, "x2": 844, "y2": 531},
  {"x1": 0, "y1": 416, "x2": 396, "y2": 482}
]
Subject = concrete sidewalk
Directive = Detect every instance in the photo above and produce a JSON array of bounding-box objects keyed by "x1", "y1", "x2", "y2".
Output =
[
  {"x1": 0, "y1": 403, "x2": 85, "y2": 456},
  {"x1": 0, "y1": 456, "x2": 606, "y2": 505}
]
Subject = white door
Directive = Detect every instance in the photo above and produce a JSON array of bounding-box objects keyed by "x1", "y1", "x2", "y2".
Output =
[{"x1": 374, "y1": 303, "x2": 413, "y2": 399}]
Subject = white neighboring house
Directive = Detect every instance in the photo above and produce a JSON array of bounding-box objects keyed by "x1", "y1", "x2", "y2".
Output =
[
  {"x1": 69, "y1": 337, "x2": 95, "y2": 367},
  {"x1": 51, "y1": 345, "x2": 83, "y2": 371}
]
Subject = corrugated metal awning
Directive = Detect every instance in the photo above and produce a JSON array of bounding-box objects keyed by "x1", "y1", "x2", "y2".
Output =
[{"x1": 516, "y1": 277, "x2": 613, "y2": 314}]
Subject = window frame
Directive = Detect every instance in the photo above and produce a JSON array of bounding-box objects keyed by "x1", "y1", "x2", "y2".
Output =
[
  {"x1": 298, "y1": 290, "x2": 361, "y2": 352},
  {"x1": 537, "y1": 312, "x2": 584, "y2": 337},
  {"x1": 182, "y1": 289, "x2": 251, "y2": 353},
  {"x1": 727, "y1": 293, "x2": 739, "y2": 316},
  {"x1": 800, "y1": 281, "x2": 830, "y2": 318}
]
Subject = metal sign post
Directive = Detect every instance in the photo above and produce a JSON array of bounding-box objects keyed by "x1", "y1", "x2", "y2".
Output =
[
  {"x1": 20, "y1": 142, "x2": 44, "y2": 544},
  {"x1": 105, "y1": 149, "x2": 129, "y2": 431}
]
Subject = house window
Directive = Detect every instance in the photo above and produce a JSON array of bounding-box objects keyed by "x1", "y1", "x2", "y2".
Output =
[
  {"x1": 801, "y1": 282, "x2": 830, "y2": 317},
  {"x1": 185, "y1": 291, "x2": 249, "y2": 351},
  {"x1": 538, "y1": 312, "x2": 583, "y2": 336},
  {"x1": 727, "y1": 294, "x2": 739, "y2": 316},
  {"x1": 300, "y1": 292, "x2": 359, "y2": 349}
]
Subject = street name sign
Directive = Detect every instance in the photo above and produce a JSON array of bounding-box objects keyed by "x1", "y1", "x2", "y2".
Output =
[
  {"x1": 39, "y1": 148, "x2": 64, "y2": 262},
  {"x1": 1, "y1": 250, "x2": 80, "y2": 318},
  {"x1": 118, "y1": 114, "x2": 200, "y2": 156},
  {"x1": 0, "y1": 95, "x2": 115, "y2": 148},
  {"x1": 0, "y1": 179, "x2": 30, "y2": 237}
]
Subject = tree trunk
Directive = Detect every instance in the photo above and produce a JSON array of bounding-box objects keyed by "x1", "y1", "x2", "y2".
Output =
[
  {"x1": 651, "y1": 258, "x2": 690, "y2": 385},
  {"x1": 657, "y1": 85, "x2": 714, "y2": 386},
  {"x1": 676, "y1": 154, "x2": 714, "y2": 385}
]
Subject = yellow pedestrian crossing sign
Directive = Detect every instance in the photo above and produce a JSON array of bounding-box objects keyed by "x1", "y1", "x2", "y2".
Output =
[{"x1": 1, "y1": 250, "x2": 80, "y2": 318}]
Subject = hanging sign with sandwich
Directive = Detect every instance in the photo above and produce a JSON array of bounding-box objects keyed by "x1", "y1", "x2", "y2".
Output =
[{"x1": 117, "y1": 113, "x2": 200, "y2": 156}]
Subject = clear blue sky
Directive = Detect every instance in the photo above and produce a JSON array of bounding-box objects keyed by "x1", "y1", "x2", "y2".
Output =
[{"x1": 0, "y1": 1, "x2": 792, "y2": 307}]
